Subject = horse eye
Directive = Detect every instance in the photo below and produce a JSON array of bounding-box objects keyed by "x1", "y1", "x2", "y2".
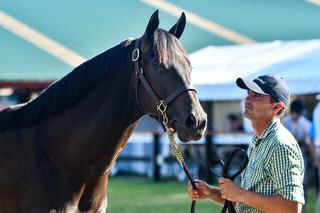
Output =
[
  {"x1": 152, "y1": 61, "x2": 161, "y2": 71},
  {"x1": 155, "y1": 64, "x2": 161, "y2": 71}
]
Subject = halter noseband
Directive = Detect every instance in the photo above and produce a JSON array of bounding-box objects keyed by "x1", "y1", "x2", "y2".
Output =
[{"x1": 132, "y1": 39, "x2": 196, "y2": 128}]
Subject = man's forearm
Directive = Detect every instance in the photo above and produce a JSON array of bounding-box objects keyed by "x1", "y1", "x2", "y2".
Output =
[{"x1": 240, "y1": 190, "x2": 301, "y2": 213}]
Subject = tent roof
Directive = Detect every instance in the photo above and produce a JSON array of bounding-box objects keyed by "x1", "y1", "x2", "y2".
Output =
[
  {"x1": 190, "y1": 40, "x2": 320, "y2": 101},
  {"x1": 1, "y1": 1, "x2": 320, "y2": 87}
]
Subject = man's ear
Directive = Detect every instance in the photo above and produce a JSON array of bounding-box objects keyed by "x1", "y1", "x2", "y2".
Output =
[{"x1": 273, "y1": 102, "x2": 284, "y2": 113}]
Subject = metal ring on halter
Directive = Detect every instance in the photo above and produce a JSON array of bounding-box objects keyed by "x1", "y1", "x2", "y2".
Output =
[{"x1": 132, "y1": 48, "x2": 139, "y2": 62}]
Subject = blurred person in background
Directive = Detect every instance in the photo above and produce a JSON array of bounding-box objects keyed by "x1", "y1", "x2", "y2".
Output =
[
  {"x1": 309, "y1": 94, "x2": 320, "y2": 213},
  {"x1": 282, "y1": 99, "x2": 311, "y2": 212},
  {"x1": 187, "y1": 75, "x2": 304, "y2": 213},
  {"x1": 227, "y1": 113, "x2": 244, "y2": 133},
  {"x1": 282, "y1": 99, "x2": 311, "y2": 148}
]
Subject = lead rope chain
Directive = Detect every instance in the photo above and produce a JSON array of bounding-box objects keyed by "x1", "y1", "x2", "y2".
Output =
[
  {"x1": 157, "y1": 100, "x2": 184, "y2": 166},
  {"x1": 157, "y1": 101, "x2": 197, "y2": 213}
]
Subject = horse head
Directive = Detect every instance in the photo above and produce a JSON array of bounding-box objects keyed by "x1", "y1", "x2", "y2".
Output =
[{"x1": 134, "y1": 10, "x2": 207, "y2": 142}]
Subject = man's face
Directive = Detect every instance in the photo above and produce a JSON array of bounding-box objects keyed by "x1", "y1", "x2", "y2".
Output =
[
  {"x1": 290, "y1": 111, "x2": 299, "y2": 121},
  {"x1": 243, "y1": 90, "x2": 275, "y2": 120}
]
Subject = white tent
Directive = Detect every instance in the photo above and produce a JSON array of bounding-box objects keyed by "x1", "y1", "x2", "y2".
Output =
[{"x1": 190, "y1": 40, "x2": 320, "y2": 101}]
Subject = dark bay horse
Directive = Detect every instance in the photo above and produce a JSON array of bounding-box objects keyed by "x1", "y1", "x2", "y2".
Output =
[{"x1": 0, "y1": 10, "x2": 207, "y2": 212}]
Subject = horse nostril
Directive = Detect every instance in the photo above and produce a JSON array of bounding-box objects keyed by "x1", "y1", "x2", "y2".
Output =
[
  {"x1": 185, "y1": 114, "x2": 197, "y2": 129},
  {"x1": 198, "y1": 119, "x2": 207, "y2": 131}
]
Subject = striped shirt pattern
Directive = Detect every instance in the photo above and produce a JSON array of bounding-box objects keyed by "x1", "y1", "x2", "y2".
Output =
[{"x1": 236, "y1": 119, "x2": 305, "y2": 213}]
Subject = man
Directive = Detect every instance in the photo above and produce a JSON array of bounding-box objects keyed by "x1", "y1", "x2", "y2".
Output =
[{"x1": 187, "y1": 74, "x2": 305, "y2": 213}]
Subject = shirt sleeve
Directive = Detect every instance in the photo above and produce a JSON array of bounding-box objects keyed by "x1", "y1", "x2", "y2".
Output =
[{"x1": 268, "y1": 142, "x2": 305, "y2": 204}]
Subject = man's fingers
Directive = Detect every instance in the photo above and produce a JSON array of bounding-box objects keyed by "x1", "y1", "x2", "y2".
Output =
[
  {"x1": 187, "y1": 185, "x2": 198, "y2": 194},
  {"x1": 196, "y1": 181, "x2": 208, "y2": 188},
  {"x1": 194, "y1": 179, "x2": 202, "y2": 183},
  {"x1": 218, "y1": 178, "x2": 225, "y2": 184},
  {"x1": 221, "y1": 194, "x2": 226, "y2": 199},
  {"x1": 220, "y1": 189, "x2": 227, "y2": 199},
  {"x1": 219, "y1": 177, "x2": 230, "y2": 183},
  {"x1": 189, "y1": 191, "x2": 199, "y2": 200},
  {"x1": 195, "y1": 184, "x2": 207, "y2": 191}
]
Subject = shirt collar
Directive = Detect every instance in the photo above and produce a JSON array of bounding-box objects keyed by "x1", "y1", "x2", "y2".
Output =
[{"x1": 252, "y1": 119, "x2": 280, "y2": 146}]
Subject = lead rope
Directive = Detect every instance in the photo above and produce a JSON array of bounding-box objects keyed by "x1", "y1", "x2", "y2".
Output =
[
  {"x1": 157, "y1": 101, "x2": 197, "y2": 213},
  {"x1": 168, "y1": 128, "x2": 197, "y2": 213}
]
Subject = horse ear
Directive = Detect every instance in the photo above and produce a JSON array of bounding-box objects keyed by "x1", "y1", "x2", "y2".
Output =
[
  {"x1": 169, "y1": 12, "x2": 186, "y2": 39},
  {"x1": 144, "y1": 10, "x2": 159, "y2": 39}
]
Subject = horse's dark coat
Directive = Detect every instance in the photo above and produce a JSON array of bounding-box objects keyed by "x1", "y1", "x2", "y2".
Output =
[{"x1": 0, "y1": 11, "x2": 206, "y2": 213}]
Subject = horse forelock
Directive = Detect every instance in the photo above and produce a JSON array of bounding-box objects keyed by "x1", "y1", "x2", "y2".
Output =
[{"x1": 153, "y1": 29, "x2": 191, "y2": 69}]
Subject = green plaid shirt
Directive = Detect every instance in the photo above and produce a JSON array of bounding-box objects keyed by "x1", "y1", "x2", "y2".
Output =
[{"x1": 236, "y1": 119, "x2": 305, "y2": 213}]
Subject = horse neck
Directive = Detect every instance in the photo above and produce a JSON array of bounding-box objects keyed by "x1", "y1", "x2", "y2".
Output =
[{"x1": 43, "y1": 41, "x2": 144, "y2": 174}]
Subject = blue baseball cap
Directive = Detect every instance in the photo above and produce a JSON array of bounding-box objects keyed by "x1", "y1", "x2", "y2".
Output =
[{"x1": 236, "y1": 74, "x2": 290, "y2": 108}]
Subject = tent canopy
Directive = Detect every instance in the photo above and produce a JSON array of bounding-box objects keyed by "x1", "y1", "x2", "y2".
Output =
[
  {"x1": 1, "y1": 1, "x2": 320, "y2": 88},
  {"x1": 190, "y1": 39, "x2": 320, "y2": 101}
]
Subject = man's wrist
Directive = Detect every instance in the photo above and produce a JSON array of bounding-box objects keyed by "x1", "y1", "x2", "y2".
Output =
[
  {"x1": 208, "y1": 185, "x2": 215, "y2": 199},
  {"x1": 208, "y1": 185, "x2": 220, "y2": 201},
  {"x1": 208, "y1": 185, "x2": 225, "y2": 206}
]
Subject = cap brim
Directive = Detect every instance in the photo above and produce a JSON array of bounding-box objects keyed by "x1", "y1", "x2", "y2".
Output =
[{"x1": 236, "y1": 78, "x2": 268, "y2": 95}]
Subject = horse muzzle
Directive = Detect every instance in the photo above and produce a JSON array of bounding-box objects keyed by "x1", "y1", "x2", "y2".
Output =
[{"x1": 169, "y1": 113, "x2": 207, "y2": 142}]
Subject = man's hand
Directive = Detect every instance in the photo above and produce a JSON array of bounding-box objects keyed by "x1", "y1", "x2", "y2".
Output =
[
  {"x1": 219, "y1": 178, "x2": 244, "y2": 202},
  {"x1": 187, "y1": 179, "x2": 212, "y2": 200}
]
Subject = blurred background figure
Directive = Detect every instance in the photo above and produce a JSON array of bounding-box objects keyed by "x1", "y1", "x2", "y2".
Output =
[
  {"x1": 282, "y1": 99, "x2": 312, "y2": 212},
  {"x1": 282, "y1": 99, "x2": 311, "y2": 147},
  {"x1": 227, "y1": 113, "x2": 244, "y2": 133},
  {"x1": 309, "y1": 94, "x2": 320, "y2": 213}
]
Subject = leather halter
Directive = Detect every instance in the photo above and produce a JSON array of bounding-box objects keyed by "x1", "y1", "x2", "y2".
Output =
[
  {"x1": 132, "y1": 39, "x2": 196, "y2": 127},
  {"x1": 132, "y1": 39, "x2": 200, "y2": 213}
]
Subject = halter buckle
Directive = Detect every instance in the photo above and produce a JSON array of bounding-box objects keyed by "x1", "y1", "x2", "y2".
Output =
[{"x1": 132, "y1": 48, "x2": 140, "y2": 62}]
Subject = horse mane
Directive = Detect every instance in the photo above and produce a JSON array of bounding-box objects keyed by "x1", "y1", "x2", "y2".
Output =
[
  {"x1": 0, "y1": 40, "x2": 132, "y2": 132},
  {"x1": 0, "y1": 29, "x2": 189, "y2": 132}
]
